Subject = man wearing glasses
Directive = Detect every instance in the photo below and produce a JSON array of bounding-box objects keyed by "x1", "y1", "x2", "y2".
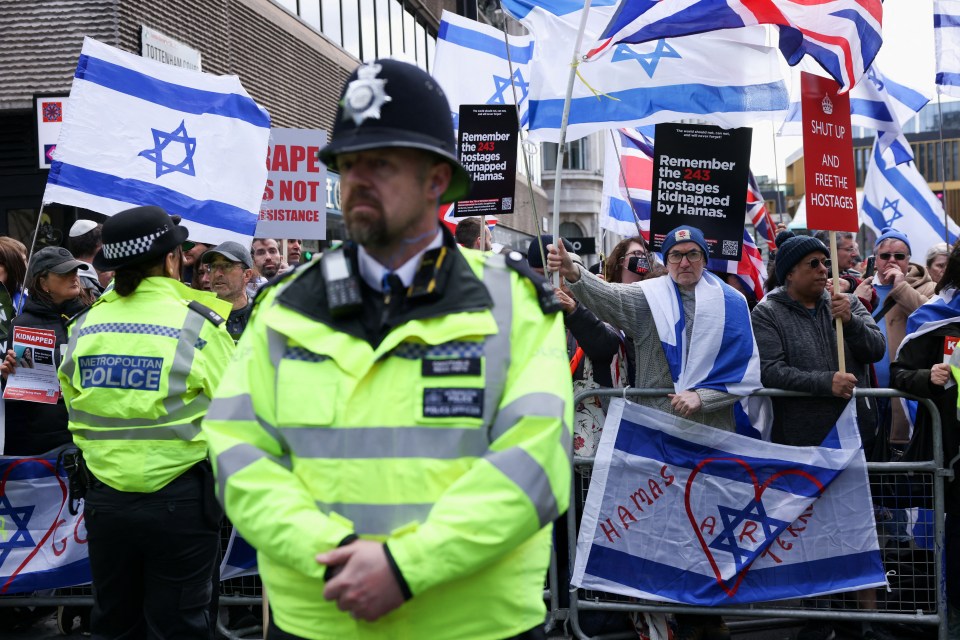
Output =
[
  {"x1": 752, "y1": 235, "x2": 889, "y2": 640},
  {"x1": 200, "y1": 241, "x2": 256, "y2": 340},
  {"x1": 853, "y1": 228, "x2": 936, "y2": 445},
  {"x1": 549, "y1": 224, "x2": 762, "y2": 640}
]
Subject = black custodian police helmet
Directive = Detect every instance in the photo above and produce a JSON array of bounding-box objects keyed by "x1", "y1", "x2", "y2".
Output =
[{"x1": 317, "y1": 59, "x2": 471, "y2": 204}]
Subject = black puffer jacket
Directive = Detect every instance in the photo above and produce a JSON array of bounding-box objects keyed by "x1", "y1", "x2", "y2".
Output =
[{"x1": 4, "y1": 296, "x2": 87, "y2": 455}]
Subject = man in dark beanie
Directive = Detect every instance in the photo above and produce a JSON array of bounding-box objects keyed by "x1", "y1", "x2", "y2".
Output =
[{"x1": 750, "y1": 233, "x2": 886, "y2": 640}]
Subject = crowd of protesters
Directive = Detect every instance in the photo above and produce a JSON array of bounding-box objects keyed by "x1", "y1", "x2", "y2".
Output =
[{"x1": 2, "y1": 215, "x2": 960, "y2": 639}]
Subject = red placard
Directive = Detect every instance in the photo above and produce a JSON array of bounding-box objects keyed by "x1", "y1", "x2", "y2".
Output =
[{"x1": 801, "y1": 72, "x2": 858, "y2": 232}]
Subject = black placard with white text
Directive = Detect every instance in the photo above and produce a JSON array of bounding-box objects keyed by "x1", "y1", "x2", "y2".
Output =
[
  {"x1": 650, "y1": 123, "x2": 752, "y2": 260},
  {"x1": 455, "y1": 104, "x2": 518, "y2": 216}
]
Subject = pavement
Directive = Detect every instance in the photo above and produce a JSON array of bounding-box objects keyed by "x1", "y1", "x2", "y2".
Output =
[{"x1": 0, "y1": 610, "x2": 939, "y2": 639}]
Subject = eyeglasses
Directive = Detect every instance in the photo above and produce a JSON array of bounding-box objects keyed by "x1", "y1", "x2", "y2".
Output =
[
  {"x1": 207, "y1": 262, "x2": 241, "y2": 273},
  {"x1": 666, "y1": 250, "x2": 704, "y2": 264},
  {"x1": 803, "y1": 257, "x2": 832, "y2": 269},
  {"x1": 877, "y1": 252, "x2": 908, "y2": 261},
  {"x1": 619, "y1": 250, "x2": 646, "y2": 263}
]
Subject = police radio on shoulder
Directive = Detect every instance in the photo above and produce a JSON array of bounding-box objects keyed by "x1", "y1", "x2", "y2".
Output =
[{"x1": 322, "y1": 250, "x2": 363, "y2": 317}]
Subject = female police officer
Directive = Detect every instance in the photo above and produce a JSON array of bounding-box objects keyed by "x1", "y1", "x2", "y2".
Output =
[{"x1": 59, "y1": 206, "x2": 235, "y2": 639}]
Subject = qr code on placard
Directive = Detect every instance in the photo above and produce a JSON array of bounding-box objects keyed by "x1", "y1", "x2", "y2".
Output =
[
  {"x1": 501, "y1": 197, "x2": 513, "y2": 210},
  {"x1": 721, "y1": 240, "x2": 738, "y2": 256}
]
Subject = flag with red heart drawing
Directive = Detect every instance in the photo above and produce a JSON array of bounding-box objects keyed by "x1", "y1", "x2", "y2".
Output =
[
  {"x1": 0, "y1": 456, "x2": 90, "y2": 594},
  {"x1": 572, "y1": 399, "x2": 886, "y2": 604}
]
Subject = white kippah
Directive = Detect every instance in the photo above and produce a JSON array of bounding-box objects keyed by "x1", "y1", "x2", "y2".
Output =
[{"x1": 69, "y1": 219, "x2": 98, "y2": 237}]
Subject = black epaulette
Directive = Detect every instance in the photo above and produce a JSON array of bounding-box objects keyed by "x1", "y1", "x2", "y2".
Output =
[
  {"x1": 65, "y1": 305, "x2": 93, "y2": 327},
  {"x1": 186, "y1": 300, "x2": 225, "y2": 327},
  {"x1": 502, "y1": 250, "x2": 563, "y2": 315}
]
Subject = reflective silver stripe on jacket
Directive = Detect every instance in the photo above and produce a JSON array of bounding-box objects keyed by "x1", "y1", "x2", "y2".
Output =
[
  {"x1": 64, "y1": 307, "x2": 209, "y2": 441},
  {"x1": 215, "y1": 442, "x2": 291, "y2": 501},
  {"x1": 206, "y1": 393, "x2": 289, "y2": 453},
  {"x1": 485, "y1": 447, "x2": 559, "y2": 527},
  {"x1": 280, "y1": 426, "x2": 488, "y2": 460},
  {"x1": 315, "y1": 501, "x2": 433, "y2": 536},
  {"x1": 481, "y1": 255, "x2": 512, "y2": 427}
]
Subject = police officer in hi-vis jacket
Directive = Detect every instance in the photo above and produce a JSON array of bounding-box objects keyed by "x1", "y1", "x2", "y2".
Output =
[
  {"x1": 59, "y1": 205, "x2": 235, "y2": 639},
  {"x1": 202, "y1": 59, "x2": 572, "y2": 640}
]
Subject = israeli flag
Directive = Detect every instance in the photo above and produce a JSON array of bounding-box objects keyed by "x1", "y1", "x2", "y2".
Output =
[
  {"x1": 433, "y1": 12, "x2": 532, "y2": 131},
  {"x1": 861, "y1": 139, "x2": 959, "y2": 262},
  {"x1": 780, "y1": 62, "x2": 929, "y2": 165},
  {"x1": 0, "y1": 456, "x2": 90, "y2": 594},
  {"x1": 638, "y1": 269, "x2": 761, "y2": 397},
  {"x1": 572, "y1": 399, "x2": 886, "y2": 604},
  {"x1": 935, "y1": 0, "x2": 960, "y2": 98},
  {"x1": 44, "y1": 37, "x2": 271, "y2": 246},
  {"x1": 500, "y1": 0, "x2": 788, "y2": 143}
]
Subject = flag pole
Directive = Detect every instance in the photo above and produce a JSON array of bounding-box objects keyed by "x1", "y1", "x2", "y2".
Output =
[
  {"x1": 830, "y1": 230, "x2": 847, "y2": 373},
  {"x1": 549, "y1": 0, "x2": 593, "y2": 285},
  {"x1": 936, "y1": 91, "x2": 949, "y2": 242},
  {"x1": 500, "y1": 13, "x2": 546, "y2": 263}
]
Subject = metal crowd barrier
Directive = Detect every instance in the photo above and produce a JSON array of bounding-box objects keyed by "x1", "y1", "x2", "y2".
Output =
[
  {"x1": 561, "y1": 387, "x2": 952, "y2": 640},
  {"x1": 3, "y1": 387, "x2": 950, "y2": 640}
]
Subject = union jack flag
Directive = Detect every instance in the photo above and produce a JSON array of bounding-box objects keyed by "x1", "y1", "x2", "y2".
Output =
[
  {"x1": 588, "y1": 0, "x2": 883, "y2": 93},
  {"x1": 600, "y1": 128, "x2": 655, "y2": 239},
  {"x1": 708, "y1": 228, "x2": 767, "y2": 301},
  {"x1": 747, "y1": 172, "x2": 777, "y2": 250},
  {"x1": 439, "y1": 203, "x2": 498, "y2": 238}
]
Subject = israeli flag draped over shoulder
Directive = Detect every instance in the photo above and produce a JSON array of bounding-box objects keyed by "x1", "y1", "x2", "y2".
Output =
[
  {"x1": 572, "y1": 399, "x2": 886, "y2": 604},
  {"x1": 639, "y1": 270, "x2": 761, "y2": 396},
  {"x1": 44, "y1": 37, "x2": 271, "y2": 246},
  {"x1": 499, "y1": 0, "x2": 788, "y2": 143}
]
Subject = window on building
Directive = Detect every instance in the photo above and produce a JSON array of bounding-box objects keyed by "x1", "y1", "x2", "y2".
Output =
[
  {"x1": 415, "y1": 21, "x2": 427, "y2": 69},
  {"x1": 275, "y1": 0, "x2": 298, "y2": 13},
  {"x1": 390, "y1": 0, "x2": 404, "y2": 57},
  {"x1": 542, "y1": 138, "x2": 590, "y2": 171},
  {"x1": 427, "y1": 34, "x2": 437, "y2": 72},
  {"x1": 559, "y1": 222, "x2": 583, "y2": 239},
  {"x1": 359, "y1": 0, "x2": 376, "y2": 60},
  {"x1": 342, "y1": 0, "x2": 361, "y2": 58},
  {"x1": 375, "y1": 0, "x2": 390, "y2": 57},
  {"x1": 322, "y1": 0, "x2": 342, "y2": 45},
  {"x1": 403, "y1": 9, "x2": 416, "y2": 58},
  {"x1": 300, "y1": 0, "x2": 321, "y2": 29}
]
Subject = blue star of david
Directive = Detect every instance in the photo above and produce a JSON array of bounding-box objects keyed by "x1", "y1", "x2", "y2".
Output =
[
  {"x1": 866, "y1": 66, "x2": 884, "y2": 92},
  {"x1": 708, "y1": 498, "x2": 788, "y2": 572},
  {"x1": 611, "y1": 39, "x2": 681, "y2": 78},
  {"x1": 0, "y1": 494, "x2": 36, "y2": 568},
  {"x1": 139, "y1": 120, "x2": 197, "y2": 178},
  {"x1": 488, "y1": 68, "x2": 529, "y2": 107},
  {"x1": 882, "y1": 198, "x2": 904, "y2": 227}
]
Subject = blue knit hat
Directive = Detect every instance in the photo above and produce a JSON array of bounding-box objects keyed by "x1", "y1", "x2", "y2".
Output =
[
  {"x1": 775, "y1": 235, "x2": 829, "y2": 285},
  {"x1": 661, "y1": 225, "x2": 708, "y2": 258},
  {"x1": 874, "y1": 227, "x2": 911, "y2": 253}
]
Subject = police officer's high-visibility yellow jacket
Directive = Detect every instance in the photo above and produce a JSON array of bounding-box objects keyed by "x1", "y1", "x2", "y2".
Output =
[
  {"x1": 202, "y1": 239, "x2": 572, "y2": 640},
  {"x1": 59, "y1": 277, "x2": 235, "y2": 492}
]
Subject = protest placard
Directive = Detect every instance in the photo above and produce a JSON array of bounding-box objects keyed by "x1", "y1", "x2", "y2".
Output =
[
  {"x1": 650, "y1": 123, "x2": 752, "y2": 259},
  {"x1": 801, "y1": 72, "x2": 857, "y2": 232},
  {"x1": 455, "y1": 105, "x2": 518, "y2": 216},
  {"x1": 258, "y1": 128, "x2": 328, "y2": 239},
  {"x1": 3, "y1": 327, "x2": 60, "y2": 404}
]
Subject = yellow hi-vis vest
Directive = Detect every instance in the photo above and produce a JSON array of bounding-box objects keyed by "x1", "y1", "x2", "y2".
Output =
[
  {"x1": 59, "y1": 277, "x2": 235, "y2": 492},
  {"x1": 202, "y1": 246, "x2": 572, "y2": 640}
]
